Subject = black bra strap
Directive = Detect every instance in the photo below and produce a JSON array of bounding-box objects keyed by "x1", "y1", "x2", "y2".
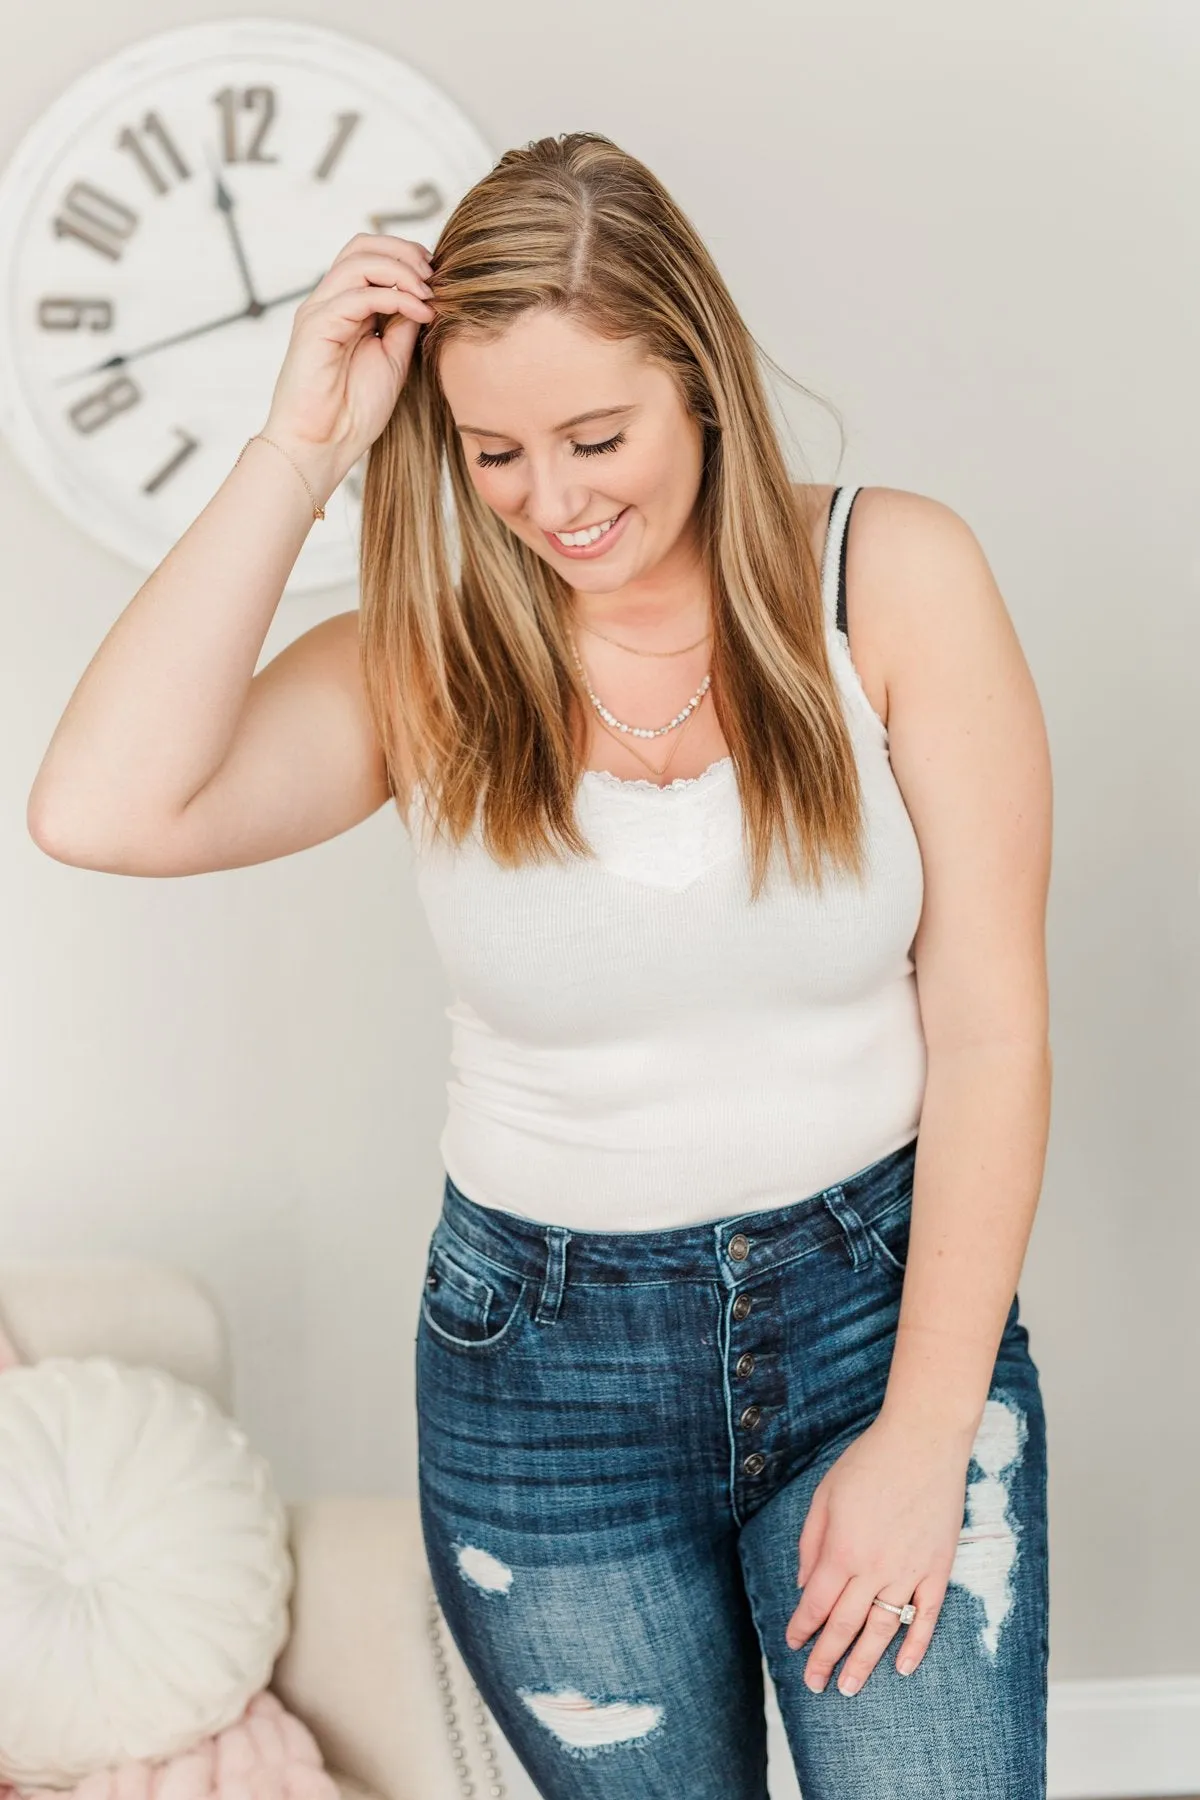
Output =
[{"x1": 827, "y1": 486, "x2": 861, "y2": 642}]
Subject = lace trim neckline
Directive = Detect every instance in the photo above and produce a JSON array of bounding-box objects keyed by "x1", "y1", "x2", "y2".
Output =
[
  {"x1": 407, "y1": 752, "x2": 734, "y2": 822},
  {"x1": 577, "y1": 755, "x2": 734, "y2": 796}
]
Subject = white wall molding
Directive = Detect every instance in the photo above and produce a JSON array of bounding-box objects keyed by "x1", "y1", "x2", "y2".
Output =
[
  {"x1": 1046, "y1": 1676, "x2": 1200, "y2": 1799},
  {"x1": 758, "y1": 1673, "x2": 1200, "y2": 1799}
]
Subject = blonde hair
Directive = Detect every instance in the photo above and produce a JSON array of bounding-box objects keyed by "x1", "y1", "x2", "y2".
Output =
[{"x1": 360, "y1": 130, "x2": 864, "y2": 898}]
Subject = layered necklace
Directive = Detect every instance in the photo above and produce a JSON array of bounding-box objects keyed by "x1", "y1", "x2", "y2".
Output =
[{"x1": 569, "y1": 612, "x2": 714, "y2": 785}]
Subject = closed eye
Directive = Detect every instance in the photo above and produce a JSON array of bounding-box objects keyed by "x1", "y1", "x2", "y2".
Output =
[{"x1": 474, "y1": 430, "x2": 626, "y2": 471}]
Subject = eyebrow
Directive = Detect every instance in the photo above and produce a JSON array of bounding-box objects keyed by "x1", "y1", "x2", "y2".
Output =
[{"x1": 453, "y1": 404, "x2": 637, "y2": 440}]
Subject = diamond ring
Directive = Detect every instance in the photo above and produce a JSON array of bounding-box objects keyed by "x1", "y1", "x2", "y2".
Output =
[{"x1": 871, "y1": 1597, "x2": 917, "y2": 1625}]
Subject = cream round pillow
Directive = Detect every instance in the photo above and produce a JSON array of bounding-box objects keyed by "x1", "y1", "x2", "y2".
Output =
[{"x1": 0, "y1": 1357, "x2": 293, "y2": 1786}]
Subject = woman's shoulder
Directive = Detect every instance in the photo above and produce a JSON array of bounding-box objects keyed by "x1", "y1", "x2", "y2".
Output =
[
  {"x1": 791, "y1": 481, "x2": 967, "y2": 568},
  {"x1": 791, "y1": 484, "x2": 980, "y2": 737}
]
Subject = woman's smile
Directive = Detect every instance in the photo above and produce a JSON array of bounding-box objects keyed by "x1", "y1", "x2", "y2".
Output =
[{"x1": 543, "y1": 504, "x2": 632, "y2": 558}]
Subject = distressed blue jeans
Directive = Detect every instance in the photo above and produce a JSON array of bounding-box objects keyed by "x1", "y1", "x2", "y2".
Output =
[{"x1": 415, "y1": 1137, "x2": 1049, "y2": 1798}]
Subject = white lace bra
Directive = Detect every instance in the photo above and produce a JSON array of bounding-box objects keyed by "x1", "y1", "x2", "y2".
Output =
[{"x1": 405, "y1": 485, "x2": 927, "y2": 1229}]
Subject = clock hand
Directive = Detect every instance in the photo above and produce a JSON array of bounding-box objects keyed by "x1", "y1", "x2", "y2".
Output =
[
  {"x1": 55, "y1": 279, "x2": 321, "y2": 384},
  {"x1": 206, "y1": 146, "x2": 264, "y2": 317}
]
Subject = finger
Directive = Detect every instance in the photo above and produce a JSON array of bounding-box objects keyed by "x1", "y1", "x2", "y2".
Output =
[
  {"x1": 329, "y1": 231, "x2": 434, "y2": 275},
  {"x1": 309, "y1": 254, "x2": 435, "y2": 308},
  {"x1": 799, "y1": 1575, "x2": 877, "y2": 1693},
  {"x1": 377, "y1": 307, "x2": 422, "y2": 374},
  {"x1": 833, "y1": 1587, "x2": 908, "y2": 1695},
  {"x1": 322, "y1": 250, "x2": 434, "y2": 294},
  {"x1": 306, "y1": 284, "x2": 434, "y2": 333},
  {"x1": 895, "y1": 1574, "x2": 946, "y2": 1676},
  {"x1": 379, "y1": 304, "x2": 420, "y2": 345},
  {"x1": 785, "y1": 1562, "x2": 848, "y2": 1651}
]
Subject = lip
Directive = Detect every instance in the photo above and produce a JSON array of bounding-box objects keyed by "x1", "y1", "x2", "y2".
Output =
[{"x1": 543, "y1": 505, "x2": 631, "y2": 559}]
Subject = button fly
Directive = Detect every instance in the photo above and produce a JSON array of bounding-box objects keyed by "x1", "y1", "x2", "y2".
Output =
[
  {"x1": 731, "y1": 1293, "x2": 753, "y2": 1321},
  {"x1": 735, "y1": 1352, "x2": 755, "y2": 1378},
  {"x1": 742, "y1": 1451, "x2": 766, "y2": 1476},
  {"x1": 727, "y1": 1233, "x2": 750, "y2": 1261},
  {"x1": 739, "y1": 1404, "x2": 762, "y2": 1430}
]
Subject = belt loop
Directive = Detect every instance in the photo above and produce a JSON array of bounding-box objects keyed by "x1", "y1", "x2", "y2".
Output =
[
  {"x1": 821, "y1": 1187, "x2": 873, "y2": 1271},
  {"x1": 534, "y1": 1225, "x2": 571, "y2": 1325}
]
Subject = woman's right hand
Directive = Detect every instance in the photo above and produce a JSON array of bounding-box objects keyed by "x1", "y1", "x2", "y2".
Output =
[{"x1": 259, "y1": 231, "x2": 437, "y2": 501}]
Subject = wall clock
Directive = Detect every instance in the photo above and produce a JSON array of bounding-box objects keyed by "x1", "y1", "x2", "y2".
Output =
[{"x1": 0, "y1": 19, "x2": 494, "y2": 594}]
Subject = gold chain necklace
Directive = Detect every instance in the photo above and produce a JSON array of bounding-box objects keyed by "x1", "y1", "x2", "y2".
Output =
[{"x1": 577, "y1": 619, "x2": 711, "y2": 657}]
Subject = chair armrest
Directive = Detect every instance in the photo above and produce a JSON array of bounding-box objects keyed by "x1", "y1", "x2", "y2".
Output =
[{"x1": 271, "y1": 1495, "x2": 461, "y2": 1800}]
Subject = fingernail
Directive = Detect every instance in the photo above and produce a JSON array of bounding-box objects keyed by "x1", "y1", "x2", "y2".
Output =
[
  {"x1": 897, "y1": 1657, "x2": 914, "y2": 1676},
  {"x1": 838, "y1": 1675, "x2": 860, "y2": 1696}
]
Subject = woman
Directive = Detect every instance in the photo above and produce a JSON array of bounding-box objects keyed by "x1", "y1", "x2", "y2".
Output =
[{"x1": 28, "y1": 133, "x2": 1053, "y2": 1797}]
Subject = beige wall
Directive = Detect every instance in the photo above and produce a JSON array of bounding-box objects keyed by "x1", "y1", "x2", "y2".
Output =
[{"x1": 3, "y1": 0, "x2": 1197, "y2": 1688}]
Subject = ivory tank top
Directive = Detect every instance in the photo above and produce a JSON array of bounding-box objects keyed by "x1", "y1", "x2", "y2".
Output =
[{"x1": 406, "y1": 485, "x2": 927, "y2": 1230}]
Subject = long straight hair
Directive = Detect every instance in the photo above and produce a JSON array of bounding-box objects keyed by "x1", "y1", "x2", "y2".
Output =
[{"x1": 359, "y1": 131, "x2": 865, "y2": 899}]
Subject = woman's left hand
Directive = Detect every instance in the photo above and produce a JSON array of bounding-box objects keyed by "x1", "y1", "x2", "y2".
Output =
[{"x1": 785, "y1": 1407, "x2": 976, "y2": 1695}]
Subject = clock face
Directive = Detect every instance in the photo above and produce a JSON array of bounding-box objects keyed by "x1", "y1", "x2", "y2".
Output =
[{"x1": 0, "y1": 20, "x2": 494, "y2": 594}]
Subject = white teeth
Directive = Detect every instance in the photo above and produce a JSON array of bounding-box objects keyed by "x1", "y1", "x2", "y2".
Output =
[{"x1": 554, "y1": 514, "x2": 619, "y2": 547}]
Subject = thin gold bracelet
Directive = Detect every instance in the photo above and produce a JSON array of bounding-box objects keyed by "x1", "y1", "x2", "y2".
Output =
[{"x1": 236, "y1": 433, "x2": 326, "y2": 520}]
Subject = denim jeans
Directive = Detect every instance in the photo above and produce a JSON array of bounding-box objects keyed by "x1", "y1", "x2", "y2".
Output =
[{"x1": 415, "y1": 1136, "x2": 1049, "y2": 1799}]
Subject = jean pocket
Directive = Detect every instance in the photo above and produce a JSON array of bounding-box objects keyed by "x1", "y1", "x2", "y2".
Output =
[
  {"x1": 865, "y1": 1194, "x2": 911, "y2": 1276},
  {"x1": 420, "y1": 1225, "x2": 531, "y2": 1354}
]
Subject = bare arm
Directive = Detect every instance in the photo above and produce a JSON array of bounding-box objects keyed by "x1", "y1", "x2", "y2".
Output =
[
  {"x1": 29, "y1": 437, "x2": 347, "y2": 872},
  {"x1": 26, "y1": 230, "x2": 436, "y2": 875},
  {"x1": 30, "y1": 598, "x2": 393, "y2": 876},
  {"x1": 865, "y1": 487, "x2": 1053, "y2": 1440},
  {"x1": 784, "y1": 486, "x2": 1053, "y2": 1696}
]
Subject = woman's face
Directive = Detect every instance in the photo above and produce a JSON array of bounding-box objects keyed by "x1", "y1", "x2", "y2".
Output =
[{"x1": 437, "y1": 307, "x2": 707, "y2": 593}]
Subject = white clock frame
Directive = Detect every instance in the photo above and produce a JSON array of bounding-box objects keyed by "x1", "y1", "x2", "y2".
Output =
[{"x1": 0, "y1": 18, "x2": 494, "y2": 594}]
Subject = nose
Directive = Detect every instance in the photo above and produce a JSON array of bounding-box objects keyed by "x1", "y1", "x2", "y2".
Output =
[{"x1": 520, "y1": 458, "x2": 597, "y2": 535}]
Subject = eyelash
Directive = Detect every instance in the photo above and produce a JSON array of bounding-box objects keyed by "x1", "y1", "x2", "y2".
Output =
[{"x1": 474, "y1": 430, "x2": 626, "y2": 470}]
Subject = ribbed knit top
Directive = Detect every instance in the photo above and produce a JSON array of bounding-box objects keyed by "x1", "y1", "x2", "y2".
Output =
[{"x1": 407, "y1": 486, "x2": 927, "y2": 1230}]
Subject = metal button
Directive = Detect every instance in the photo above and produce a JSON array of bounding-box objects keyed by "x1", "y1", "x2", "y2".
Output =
[
  {"x1": 735, "y1": 1352, "x2": 756, "y2": 1378},
  {"x1": 739, "y1": 1404, "x2": 762, "y2": 1431},
  {"x1": 731, "y1": 1293, "x2": 753, "y2": 1321},
  {"x1": 728, "y1": 1233, "x2": 750, "y2": 1261},
  {"x1": 742, "y1": 1452, "x2": 766, "y2": 1476}
]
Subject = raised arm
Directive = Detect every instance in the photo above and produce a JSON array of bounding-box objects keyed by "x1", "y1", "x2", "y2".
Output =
[{"x1": 27, "y1": 231, "x2": 436, "y2": 877}]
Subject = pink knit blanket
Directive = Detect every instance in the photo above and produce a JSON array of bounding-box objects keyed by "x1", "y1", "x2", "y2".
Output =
[{"x1": 0, "y1": 1694, "x2": 341, "y2": 1800}]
